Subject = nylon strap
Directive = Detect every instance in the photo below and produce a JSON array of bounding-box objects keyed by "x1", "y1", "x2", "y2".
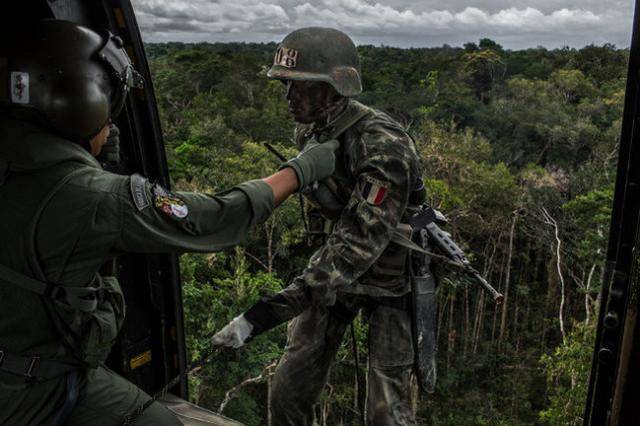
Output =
[
  {"x1": 0, "y1": 262, "x2": 49, "y2": 296},
  {"x1": 305, "y1": 106, "x2": 372, "y2": 208},
  {"x1": 317, "y1": 105, "x2": 372, "y2": 143},
  {"x1": 0, "y1": 263, "x2": 101, "y2": 313},
  {"x1": 391, "y1": 228, "x2": 462, "y2": 268},
  {"x1": 0, "y1": 350, "x2": 77, "y2": 380}
]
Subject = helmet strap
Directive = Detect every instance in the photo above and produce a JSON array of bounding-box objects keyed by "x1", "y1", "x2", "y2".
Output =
[{"x1": 314, "y1": 95, "x2": 348, "y2": 130}]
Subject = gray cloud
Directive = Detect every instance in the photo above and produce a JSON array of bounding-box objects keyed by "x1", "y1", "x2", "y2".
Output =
[{"x1": 134, "y1": 0, "x2": 631, "y2": 49}]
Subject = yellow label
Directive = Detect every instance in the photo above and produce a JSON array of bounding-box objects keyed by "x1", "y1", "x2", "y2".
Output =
[{"x1": 130, "y1": 350, "x2": 152, "y2": 371}]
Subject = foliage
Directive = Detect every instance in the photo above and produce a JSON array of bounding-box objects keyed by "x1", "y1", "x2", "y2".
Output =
[
  {"x1": 146, "y1": 39, "x2": 627, "y2": 425},
  {"x1": 539, "y1": 321, "x2": 597, "y2": 425}
]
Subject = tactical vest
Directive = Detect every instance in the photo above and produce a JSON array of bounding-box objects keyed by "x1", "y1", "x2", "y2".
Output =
[
  {"x1": 300, "y1": 105, "x2": 426, "y2": 238},
  {"x1": 298, "y1": 103, "x2": 426, "y2": 295},
  {"x1": 0, "y1": 160, "x2": 125, "y2": 381}
]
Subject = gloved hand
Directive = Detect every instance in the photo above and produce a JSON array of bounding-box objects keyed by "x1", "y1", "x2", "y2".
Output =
[
  {"x1": 281, "y1": 139, "x2": 340, "y2": 189},
  {"x1": 97, "y1": 123, "x2": 121, "y2": 166},
  {"x1": 210, "y1": 315, "x2": 254, "y2": 349}
]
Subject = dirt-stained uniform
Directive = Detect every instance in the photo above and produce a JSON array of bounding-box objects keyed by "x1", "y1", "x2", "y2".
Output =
[
  {"x1": 256, "y1": 99, "x2": 424, "y2": 425},
  {"x1": 0, "y1": 116, "x2": 274, "y2": 425}
]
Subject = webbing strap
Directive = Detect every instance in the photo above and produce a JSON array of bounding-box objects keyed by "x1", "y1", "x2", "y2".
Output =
[
  {"x1": 320, "y1": 106, "x2": 372, "y2": 143},
  {"x1": 391, "y1": 227, "x2": 463, "y2": 268},
  {"x1": 0, "y1": 262, "x2": 49, "y2": 296},
  {"x1": 306, "y1": 107, "x2": 372, "y2": 207},
  {"x1": 0, "y1": 350, "x2": 77, "y2": 380},
  {"x1": 0, "y1": 263, "x2": 101, "y2": 313}
]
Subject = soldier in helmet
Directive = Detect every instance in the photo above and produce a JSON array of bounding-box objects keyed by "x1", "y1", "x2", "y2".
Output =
[
  {"x1": 0, "y1": 20, "x2": 339, "y2": 425},
  {"x1": 212, "y1": 27, "x2": 426, "y2": 425}
]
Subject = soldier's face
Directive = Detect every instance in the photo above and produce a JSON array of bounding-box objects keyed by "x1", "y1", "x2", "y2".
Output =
[
  {"x1": 89, "y1": 123, "x2": 110, "y2": 156},
  {"x1": 285, "y1": 80, "x2": 334, "y2": 124}
]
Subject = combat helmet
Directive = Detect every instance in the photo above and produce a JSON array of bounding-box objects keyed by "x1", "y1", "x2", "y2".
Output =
[
  {"x1": 267, "y1": 27, "x2": 362, "y2": 97},
  {"x1": 3, "y1": 19, "x2": 143, "y2": 142}
]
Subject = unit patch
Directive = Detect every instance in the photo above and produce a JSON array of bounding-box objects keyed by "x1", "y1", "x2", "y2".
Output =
[
  {"x1": 153, "y1": 184, "x2": 189, "y2": 219},
  {"x1": 274, "y1": 46, "x2": 299, "y2": 68},
  {"x1": 130, "y1": 174, "x2": 150, "y2": 211},
  {"x1": 362, "y1": 176, "x2": 388, "y2": 205},
  {"x1": 10, "y1": 72, "x2": 29, "y2": 104}
]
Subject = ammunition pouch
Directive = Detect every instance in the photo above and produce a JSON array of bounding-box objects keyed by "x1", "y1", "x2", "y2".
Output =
[{"x1": 65, "y1": 275, "x2": 126, "y2": 367}]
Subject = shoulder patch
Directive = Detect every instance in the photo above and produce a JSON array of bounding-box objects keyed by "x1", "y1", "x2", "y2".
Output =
[
  {"x1": 362, "y1": 176, "x2": 388, "y2": 205},
  {"x1": 130, "y1": 174, "x2": 150, "y2": 211},
  {"x1": 152, "y1": 184, "x2": 189, "y2": 219}
]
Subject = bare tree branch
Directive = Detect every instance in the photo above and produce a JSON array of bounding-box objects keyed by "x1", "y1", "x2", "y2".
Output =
[
  {"x1": 218, "y1": 360, "x2": 278, "y2": 414},
  {"x1": 540, "y1": 206, "x2": 567, "y2": 343}
]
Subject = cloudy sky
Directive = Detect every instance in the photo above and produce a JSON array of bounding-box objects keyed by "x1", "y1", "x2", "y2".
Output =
[{"x1": 134, "y1": 0, "x2": 633, "y2": 49}]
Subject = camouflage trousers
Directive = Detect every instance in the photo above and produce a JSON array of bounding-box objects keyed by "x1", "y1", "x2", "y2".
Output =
[{"x1": 270, "y1": 294, "x2": 416, "y2": 426}]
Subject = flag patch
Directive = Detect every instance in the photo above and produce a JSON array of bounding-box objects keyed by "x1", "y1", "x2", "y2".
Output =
[{"x1": 362, "y1": 177, "x2": 388, "y2": 205}]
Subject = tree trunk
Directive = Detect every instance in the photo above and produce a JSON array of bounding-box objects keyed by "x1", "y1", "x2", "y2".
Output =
[
  {"x1": 447, "y1": 293, "x2": 456, "y2": 369},
  {"x1": 491, "y1": 251, "x2": 507, "y2": 343},
  {"x1": 265, "y1": 218, "x2": 275, "y2": 273},
  {"x1": 463, "y1": 287, "x2": 470, "y2": 358},
  {"x1": 437, "y1": 292, "x2": 448, "y2": 345},
  {"x1": 473, "y1": 291, "x2": 486, "y2": 354},
  {"x1": 541, "y1": 207, "x2": 567, "y2": 342},
  {"x1": 267, "y1": 371, "x2": 273, "y2": 426},
  {"x1": 499, "y1": 211, "x2": 518, "y2": 350},
  {"x1": 585, "y1": 263, "x2": 597, "y2": 324}
]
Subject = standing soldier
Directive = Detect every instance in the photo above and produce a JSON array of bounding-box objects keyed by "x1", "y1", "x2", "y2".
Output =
[
  {"x1": 0, "y1": 20, "x2": 339, "y2": 425},
  {"x1": 212, "y1": 27, "x2": 428, "y2": 425}
]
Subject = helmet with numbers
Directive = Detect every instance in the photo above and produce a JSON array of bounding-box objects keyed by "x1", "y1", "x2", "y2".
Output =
[{"x1": 267, "y1": 27, "x2": 362, "y2": 97}]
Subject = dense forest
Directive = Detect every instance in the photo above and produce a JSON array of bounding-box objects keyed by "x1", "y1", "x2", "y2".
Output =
[{"x1": 145, "y1": 39, "x2": 628, "y2": 425}]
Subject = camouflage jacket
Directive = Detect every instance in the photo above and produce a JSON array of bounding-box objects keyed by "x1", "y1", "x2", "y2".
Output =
[{"x1": 255, "y1": 100, "x2": 424, "y2": 324}]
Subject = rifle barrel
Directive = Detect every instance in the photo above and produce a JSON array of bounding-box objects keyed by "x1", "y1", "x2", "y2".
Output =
[
  {"x1": 424, "y1": 220, "x2": 504, "y2": 305},
  {"x1": 471, "y1": 269, "x2": 504, "y2": 304}
]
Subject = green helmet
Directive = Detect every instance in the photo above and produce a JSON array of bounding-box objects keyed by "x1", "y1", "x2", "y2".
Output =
[
  {"x1": 267, "y1": 27, "x2": 362, "y2": 97},
  {"x1": 4, "y1": 19, "x2": 143, "y2": 142}
]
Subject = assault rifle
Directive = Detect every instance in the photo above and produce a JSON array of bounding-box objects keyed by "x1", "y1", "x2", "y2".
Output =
[{"x1": 408, "y1": 204, "x2": 504, "y2": 304}]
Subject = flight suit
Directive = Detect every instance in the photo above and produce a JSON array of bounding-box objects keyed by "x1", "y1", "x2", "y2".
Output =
[
  {"x1": 261, "y1": 100, "x2": 424, "y2": 425},
  {"x1": 0, "y1": 117, "x2": 274, "y2": 425}
]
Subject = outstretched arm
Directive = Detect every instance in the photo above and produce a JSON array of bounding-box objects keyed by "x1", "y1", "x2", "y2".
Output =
[
  {"x1": 113, "y1": 140, "x2": 339, "y2": 254},
  {"x1": 262, "y1": 167, "x2": 299, "y2": 207},
  {"x1": 212, "y1": 134, "x2": 417, "y2": 347}
]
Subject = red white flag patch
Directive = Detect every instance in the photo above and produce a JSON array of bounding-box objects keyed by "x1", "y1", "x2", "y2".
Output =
[{"x1": 362, "y1": 177, "x2": 388, "y2": 205}]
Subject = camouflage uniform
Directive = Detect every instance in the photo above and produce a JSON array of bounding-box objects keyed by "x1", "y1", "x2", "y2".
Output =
[{"x1": 256, "y1": 99, "x2": 423, "y2": 425}]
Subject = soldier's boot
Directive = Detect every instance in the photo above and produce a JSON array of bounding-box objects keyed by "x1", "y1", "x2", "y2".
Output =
[
  {"x1": 270, "y1": 303, "x2": 352, "y2": 426},
  {"x1": 366, "y1": 303, "x2": 416, "y2": 426}
]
